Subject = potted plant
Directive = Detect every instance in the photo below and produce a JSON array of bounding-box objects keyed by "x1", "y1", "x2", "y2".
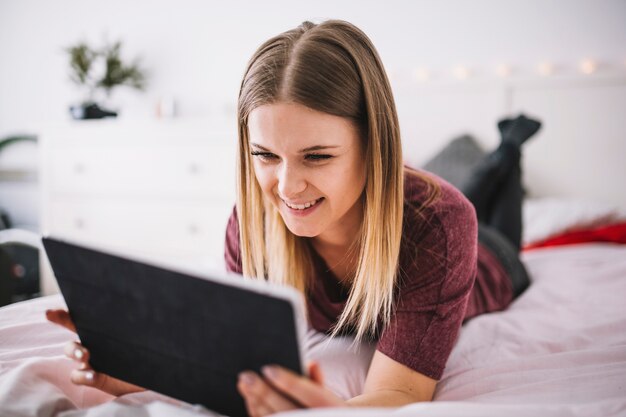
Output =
[{"x1": 66, "y1": 39, "x2": 147, "y2": 119}]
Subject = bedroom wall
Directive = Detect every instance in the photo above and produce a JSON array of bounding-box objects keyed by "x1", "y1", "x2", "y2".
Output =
[{"x1": 1, "y1": 0, "x2": 626, "y2": 229}]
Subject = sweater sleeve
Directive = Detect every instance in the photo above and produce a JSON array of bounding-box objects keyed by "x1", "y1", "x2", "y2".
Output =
[
  {"x1": 376, "y1": 186, "x2": 478, "y2": 380},
  {"x1": 224, "y1": 206, "x2": 243, "y2": 275}
]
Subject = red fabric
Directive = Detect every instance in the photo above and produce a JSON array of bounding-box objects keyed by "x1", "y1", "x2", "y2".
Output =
[{"x1": 523, "y1": 221, "x2": 626, "y2": 251}]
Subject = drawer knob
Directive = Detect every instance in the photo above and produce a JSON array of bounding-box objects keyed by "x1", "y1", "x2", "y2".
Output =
[
  {"x1": 74, "y1": 218, "x2": 84, "y2": 229},
  {"x1": 188, "y1": 224, "x2": 199, "y2": 235},
  {"x1": 74, "y1": 164, "x2": 85, "y2": 174},
  {"x1": 188, "y1": 164, "x2": 201, "y2": 175}
]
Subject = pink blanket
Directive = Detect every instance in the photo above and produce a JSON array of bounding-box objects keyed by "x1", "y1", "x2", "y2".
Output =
[{"x1": 1, "y1": 243, "x2": 625, "y2": 416}]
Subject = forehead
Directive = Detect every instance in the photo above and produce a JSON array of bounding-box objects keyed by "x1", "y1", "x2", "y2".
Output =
[{"x1": 247, "y1": 102, "x2": 360, "y2": 149}]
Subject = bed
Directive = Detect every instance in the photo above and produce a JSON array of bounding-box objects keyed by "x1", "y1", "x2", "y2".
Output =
[
  {"x1": 2, "y1": 72, "x2": 626, "y2": 416},
  {"x1": 1, "y1": 223, "x2": 625, "y2": 416}
]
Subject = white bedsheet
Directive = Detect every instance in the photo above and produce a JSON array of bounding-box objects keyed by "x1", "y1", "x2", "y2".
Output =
[{"x1": 1, "y1": 244, "x2": 625, "y2": 417}]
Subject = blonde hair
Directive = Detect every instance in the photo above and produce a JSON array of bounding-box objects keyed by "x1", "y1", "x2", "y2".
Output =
[{"x1": 236, "y1": 20, "x2": 427, "y2": 342}]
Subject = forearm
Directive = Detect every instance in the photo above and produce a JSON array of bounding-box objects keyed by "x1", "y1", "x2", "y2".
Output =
[{"x1": 346, "y1": 389, "x2": 425, "y2": 407}]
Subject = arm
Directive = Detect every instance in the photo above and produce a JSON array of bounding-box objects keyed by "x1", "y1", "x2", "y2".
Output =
[
  {"x1": 237, "y1": 352, "x2": 436, "y2": 416},
  {"x1": 347, "y1": 350, "x2": 436, "y2": 406},
  {"x1": 239, "y1": 193, "x2": 476, "y2": 414}
]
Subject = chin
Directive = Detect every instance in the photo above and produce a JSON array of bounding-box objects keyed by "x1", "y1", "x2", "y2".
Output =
[
  {"x1": 284, "y1": 223, "x2": 320, "y2": 238},
  {"x1": 279, "y1": 216, "x2": 321, "y2": 237}
]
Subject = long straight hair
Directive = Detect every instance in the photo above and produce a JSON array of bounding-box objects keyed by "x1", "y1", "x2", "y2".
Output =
[{"x1": 236, "y1": 20, "x2": 425, "y2": 341}]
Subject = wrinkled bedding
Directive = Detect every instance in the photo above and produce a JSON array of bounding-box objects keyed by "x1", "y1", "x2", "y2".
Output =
[{"x1": 1, "y1": 243, "x2": 625, "y2": 417}]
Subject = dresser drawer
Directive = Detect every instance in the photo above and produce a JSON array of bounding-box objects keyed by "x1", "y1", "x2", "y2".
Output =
[
  {"x1": 46, "y1": 199, "x2": 233, "y2": 261},
  {"x1": 40, "y1": 122, "x2": 239, "y2": 296},
  {"x1": 49, "y1": 143, "x2": 236, "y2": 199}
]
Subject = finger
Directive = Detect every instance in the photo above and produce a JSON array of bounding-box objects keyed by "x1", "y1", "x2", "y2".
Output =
[
  {"x1": 64, "y1": 341, "x2": 90, "y2": 365},
  {"x1": 238, "y1": 371, "x2": 299, "y2": 410},
  {"x1": 240, "y1": 390, "x2": 273, "y2": 417},
  {"x1": 71, "y1": 368, "x2": 118, "y2": 394},
  {"x1": 71, "y1": 367, "x2": 144, "y2": 396},
  {"x1": 46, "y1": 309, "x2": 77, "y2": 333},
  {"x1": 238, "y1": 379, "x2": 273, "y2": 417},
  {"x1": 70, "y1": 368, "x2": 98, "y2": 387},
  {"x1": 261, "y1": 365, "x2": 343, "y2": 408},
  {"x1": 246, "y1": 402, "x2": 272, "y2": 417},
  {"x1": 238, "y1": 371, "x2": 299, "y2": 414},
  {"x1": 307, "y1": 361, "x2": 324, "y2": 385}
]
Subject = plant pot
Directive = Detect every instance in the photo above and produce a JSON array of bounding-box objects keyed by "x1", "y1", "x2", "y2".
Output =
[{"x1": 69, "y1": 102, "x2": 118, "y2": 120}]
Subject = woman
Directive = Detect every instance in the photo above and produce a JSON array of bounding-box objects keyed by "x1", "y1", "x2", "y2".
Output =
[{"x1": 47, "y1": 19, "x2": 539, "y2": 415}]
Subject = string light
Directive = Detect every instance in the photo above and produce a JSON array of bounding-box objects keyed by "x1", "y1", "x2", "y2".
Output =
[
  {"x1": 579, "y1": 59, "x2": 597, "y2": 75},
  {"x1": 537, "y1": 61, "x2": 554, "y2": 76},
  {"x1": 453, "y1": 66, "x2": 470, "y2": 80},
  {"x1": 395, "y1": 59, "x2": 622, "y2": 82},
  {"x1": 495, "y1": 64, "x2": 512, "y2": 78}
]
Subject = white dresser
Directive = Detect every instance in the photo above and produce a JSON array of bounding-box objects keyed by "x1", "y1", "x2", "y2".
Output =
[{"x1": 39, "y1": 120, "x2": 238, "y2": 295}]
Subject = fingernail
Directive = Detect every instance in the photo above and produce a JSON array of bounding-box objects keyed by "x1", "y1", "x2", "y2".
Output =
[
  {"x1": 239, "y1": 372, "x2": 256, "y2": 386},
  {"x1": 73, "y1": 348, "x2": 84, "y2": 360},
  {"x1": 83, "y1": 371, "x2": 94, "y2": 381},
  {"x1": 262, "y1": 365, "x2": 278, "y2": 379}
]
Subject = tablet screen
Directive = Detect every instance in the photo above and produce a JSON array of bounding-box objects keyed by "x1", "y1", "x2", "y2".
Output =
[{"x1": 42, "y1": 237, "x2": 305, "y2": 417}]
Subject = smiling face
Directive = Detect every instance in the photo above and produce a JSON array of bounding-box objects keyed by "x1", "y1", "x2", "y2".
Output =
[{"x1": 247, "y1": 101, "x2": 367, "y2": 246}]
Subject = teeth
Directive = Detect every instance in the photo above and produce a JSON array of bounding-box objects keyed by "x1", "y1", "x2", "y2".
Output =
[{"x1": 285, "y1": 198, "x2": 320, "y2": 210}]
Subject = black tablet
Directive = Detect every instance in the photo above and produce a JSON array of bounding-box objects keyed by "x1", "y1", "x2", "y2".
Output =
[{"x1": 42, "y1": 236, "x2": 306, "y2": 417}]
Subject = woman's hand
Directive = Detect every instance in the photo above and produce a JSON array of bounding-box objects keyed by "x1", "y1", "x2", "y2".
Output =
[
  {"x1": 45, "y1": 309, "x2": 146, "y2": 396},
  {"x1": 237, "y1": 362, "x2": 346, "y2": 417}
]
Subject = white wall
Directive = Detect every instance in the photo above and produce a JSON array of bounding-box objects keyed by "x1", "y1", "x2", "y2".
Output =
[{"x1": 1, "y1": 0, "x2": 625, "y2": 228}]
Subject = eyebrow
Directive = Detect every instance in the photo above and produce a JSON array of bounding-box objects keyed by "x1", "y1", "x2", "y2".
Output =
[{"x1": 250, "y1": 143, "x2": 340, "y2": 153}]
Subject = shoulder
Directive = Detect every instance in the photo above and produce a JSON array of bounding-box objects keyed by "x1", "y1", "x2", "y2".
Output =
[
  {"x1": 402, "y1": 167, "x2": 477, "y2": 247},
  {"x1": 226, "y1": 205, "x2": 239, "y2": 232},
  {"x1": 225, "y1": 205, "x2": 240, "y2": 247},
  {"x1": 398, "y1": 168, "x2": 478, "y2": 290},
  {"x1": 376, "y1": 169, "x2": 478, "y2": 380},
  {"x1": 224, "y1": 205, "x2": 242, "y2": 274},
  {"x1": 404, "y1": 167, "x2": 476, "y2": 227}
]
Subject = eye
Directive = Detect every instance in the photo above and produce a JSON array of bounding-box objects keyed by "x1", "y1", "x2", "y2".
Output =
[
  {"x1": 305, "y1": 154, "x2": 333, "y2": 161},
  {"x1": 250, "y1": 151, "x2": 279, "y2": 162}
]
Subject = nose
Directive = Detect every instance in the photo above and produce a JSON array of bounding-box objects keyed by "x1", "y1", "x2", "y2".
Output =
[{"x1": 277, "y1": 162, "x2": 307, "y2": 199}]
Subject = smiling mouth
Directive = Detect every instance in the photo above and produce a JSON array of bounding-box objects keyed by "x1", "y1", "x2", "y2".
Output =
[{"x1": 282, "y1": 197, "x2": 324, "y2": 210}]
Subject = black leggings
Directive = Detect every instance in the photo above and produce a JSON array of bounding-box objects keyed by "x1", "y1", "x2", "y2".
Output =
[{"x1": 460, "y1": 143, "x2": 530, "y2": 297}]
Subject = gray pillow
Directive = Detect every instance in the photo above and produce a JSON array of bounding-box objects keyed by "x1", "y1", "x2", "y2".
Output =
[{"x1": 421, "y1": 134, "x2": 486, "y2": 191}]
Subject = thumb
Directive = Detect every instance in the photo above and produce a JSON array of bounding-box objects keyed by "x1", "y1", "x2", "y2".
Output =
[
  {"x1": 307, "y1": 361, "x2": 324, "y2": 386},
  {"x1": 46, "y1": 309, "x2": 77, "y2": 333},
  {"x1": 71, "y1": 368, "x2": 102, "y2": 388}
]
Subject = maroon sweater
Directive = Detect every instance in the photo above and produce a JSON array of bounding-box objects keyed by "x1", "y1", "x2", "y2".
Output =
[{"x1": 224, "y1": 170, "x2": 513, "y2": 380}]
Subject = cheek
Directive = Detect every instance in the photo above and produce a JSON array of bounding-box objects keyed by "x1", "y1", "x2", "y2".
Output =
[
  {"x1": 252, "y1": 164, "x2": 278, "y2": 198},
  {"x1": 313, "y1": 167, "x2": 359, "y2": 206},
  {"x1": 338, "y1": 162, "x2": 366, "y2": 197}
]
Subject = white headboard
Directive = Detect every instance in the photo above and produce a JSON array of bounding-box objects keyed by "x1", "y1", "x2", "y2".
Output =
[{"x1": 393, "y1": 73, "x2": 626, "y2": 207}]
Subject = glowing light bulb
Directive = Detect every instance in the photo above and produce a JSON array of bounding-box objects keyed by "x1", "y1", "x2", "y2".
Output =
[
  {"x1": 579, "y1": 59, "x2": 597, "y2": 75},
  {"x1": 453, "y1": 66, "x2": 470, "y2": 80},
  {"x1": 537, "y1": 62, "x2": 554, "y2": 76},
  {"x1": 495, "y1": 64, "x2": 512, "y2": 78}
]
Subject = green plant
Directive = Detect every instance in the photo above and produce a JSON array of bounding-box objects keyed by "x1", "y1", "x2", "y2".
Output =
[
  {"x1": 66, "y1": 40, "x2": 147, "y2": 103},
  {"x1": 0, "y1": 135, "x2": 37, "y2": 152}
]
